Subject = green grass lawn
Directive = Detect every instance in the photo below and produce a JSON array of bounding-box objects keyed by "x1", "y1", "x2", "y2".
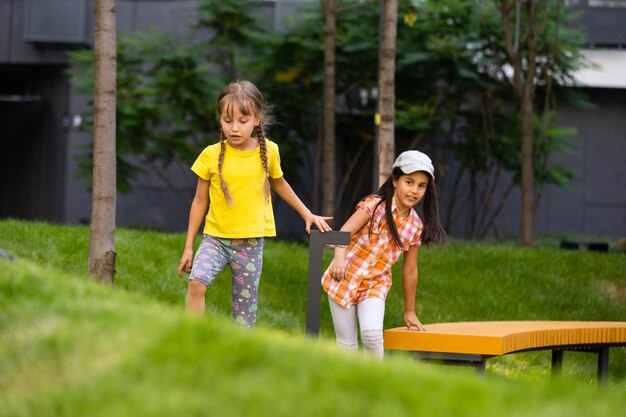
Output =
[{"x1": 1, "y1": 219, "x2": 625, "y2": 416}]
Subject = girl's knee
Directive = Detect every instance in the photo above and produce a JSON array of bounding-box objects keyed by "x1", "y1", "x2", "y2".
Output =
[
  {"x1": 361, "y1": 329, "x2": 384, "y2": 359},
  {"x1": 336, "y1": 340, "x2": 358, "y2": 352},
  {"x1": 187, "y1": 279, "x2": 207, "y2": 296},
  {"x1": 361, "y1": 329, "x2": 383, "y2": 349}
]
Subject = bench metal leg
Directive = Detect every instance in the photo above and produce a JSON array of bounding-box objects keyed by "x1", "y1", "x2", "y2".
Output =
[
  {"x1": 551, "y1": 347, "x2": 610, "y2": 386},
  {"x1": 551, "y1": 350, "x2": 563, "y2": 377},
  {"x1": 411, "y1": 352, "x2": 490, "y2": 375},
  {"x1": 475, "y1": 361, "x2": 486, "y2": 375},
  {"x1": 597, "y1": 347, "x2": 609, "y2": 386}
]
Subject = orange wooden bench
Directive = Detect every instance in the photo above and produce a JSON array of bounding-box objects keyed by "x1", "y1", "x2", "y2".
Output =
[{"x1": 384, "y1": 321, "x2": 626, "y2": 384}]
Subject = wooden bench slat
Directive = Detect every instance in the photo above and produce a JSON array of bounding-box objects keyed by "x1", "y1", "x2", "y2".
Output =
[{"x1": 384, "y1": 321, "x2": 626, "y2": 355}]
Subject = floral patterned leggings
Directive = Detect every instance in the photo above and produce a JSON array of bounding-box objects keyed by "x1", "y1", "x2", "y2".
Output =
[{"x1": 189, "y1": 235, "x2": 264, "y2": 328}]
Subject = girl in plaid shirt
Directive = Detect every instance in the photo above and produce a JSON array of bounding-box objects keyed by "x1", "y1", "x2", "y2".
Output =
[{"x1": 322, "y1": 150, "x2": 447, "y2": 358}]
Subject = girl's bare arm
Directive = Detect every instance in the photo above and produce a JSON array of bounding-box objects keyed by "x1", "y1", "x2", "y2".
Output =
[
  {"x1": 402, "y1": 245, "x2": 425, "y2": 330},
  {"x1": 269, "y1": 176, "x2": 332, "y2": 233},
  {"x1": 177, "y1": 178, "x2": 209, "y2": 277}
]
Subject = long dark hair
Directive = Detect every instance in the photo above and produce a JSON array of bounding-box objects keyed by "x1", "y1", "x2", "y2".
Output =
[{"x1": 371, "y1": 167, "x2": 447, "y2": 248}]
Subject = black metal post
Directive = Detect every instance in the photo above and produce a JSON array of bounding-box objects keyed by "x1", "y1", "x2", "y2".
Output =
[{"x1": 305, "y1": 230, "x2": 351, "y2": 336}]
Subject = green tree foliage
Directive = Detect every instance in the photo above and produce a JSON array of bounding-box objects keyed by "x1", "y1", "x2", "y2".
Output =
[
  {"x1": 69, "y1": 30, "x2": 217, "y2": 194},
  {"x1": 68, "y1": 0, "x2": 589, "y2": 239},
  {"x1": 254, "y1": 1, "x2": 383, "y2": 212},
  {"x1": 258, "y1": 0, "x2": 588, "y2": 233},
  {"x1": 68, "y1": 0, "x2": 275, "y2": 196},
  {"x1": 394, "y1": 0, "x2": 588, "y2": 238}
]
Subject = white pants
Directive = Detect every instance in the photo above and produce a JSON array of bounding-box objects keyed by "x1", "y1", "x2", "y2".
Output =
[{"x1": 328, "y1": 295, "x2": 385, "y2": 359}]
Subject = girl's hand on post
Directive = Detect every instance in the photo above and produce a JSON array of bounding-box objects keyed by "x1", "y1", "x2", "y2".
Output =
[
  {"x1": 404, "y1": 311, "x2": 426, "y2": 331},
  {"x1": 305, "y1": 212, "x2": 333, "y2": 233},
  {"x1": 177, "y1": 249, "x2": 194, "y2": 278}
]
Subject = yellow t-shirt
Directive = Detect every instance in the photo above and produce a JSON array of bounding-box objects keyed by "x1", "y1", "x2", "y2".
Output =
[{"x1": 191, "y1": 139, "x2": 284, "y2": 238}]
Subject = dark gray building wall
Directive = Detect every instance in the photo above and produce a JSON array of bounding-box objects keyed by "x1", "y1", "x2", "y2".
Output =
[
  {"x1": 0, "y1": 66, "x2": 69, "y2": 222},
  {"x1": 1, "y1": 0, "x2": 79, "y2": 222},
  {"x1": 0, "y1": 0, "x2": 198, "y2": 229},
  {"x1": 62, "y1": 0, "x2": 200, "y2": 231},
  {"x1": 536, "y1": 88, "x2": 626, "y2": 238},
  {"x1": 441, "y1": 87, "x2": 626, "y2": 241},
  {"x1": 0, "y1": 0, "x2": 73, "y2": 64},
  {"x1": 1, "y1": 0, "x2": 311, "y2": 234},
  {"x1": 1, "y1": 0, "x2": 625, "y2": 241},
  {"x1": 116, "y1": 0, "x2": 197, "y2": 37}
]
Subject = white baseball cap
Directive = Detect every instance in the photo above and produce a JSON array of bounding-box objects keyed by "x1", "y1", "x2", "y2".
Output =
[{"x1": 392, "y1": 150, "x2": 435, "y2": 179}]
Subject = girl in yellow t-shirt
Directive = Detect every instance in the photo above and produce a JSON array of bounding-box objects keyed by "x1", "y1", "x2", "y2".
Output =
[{"x1": 177, "y1": 80, "x2": 332, "y2": 327}]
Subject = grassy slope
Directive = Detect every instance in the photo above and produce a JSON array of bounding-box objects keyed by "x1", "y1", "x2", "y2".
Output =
[
  {"x1": 2, "y1": 258, "x2": 625, "y2": 417},
  {"x1": 0, "y1": 219, "x2": 625, "y2": 414}
]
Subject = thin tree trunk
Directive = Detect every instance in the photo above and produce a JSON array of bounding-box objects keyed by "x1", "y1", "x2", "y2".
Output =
[
  {"x1": 376, "y1": 0, "x2": 397, "y2": 187},
  {"x1": 478, "y1": 165, "x2": 502, "y2": 238},
  {"x1": 406, "y1": 89, "x2": 444, "y2": 150},
  {"x1": 89, "y1": 0, "x2": 117, "y2": 284},
  {"x1": 519, "y1": 0, "x2": 542, "y2": 247},
  {"x1": 497, "y1": 0, "x2": 549, "y2": 247},
  {"x1": 520, "y1": 86, "x2": 535, "y2": 246},
  {"x1": 444, "y1": 164, "x2": 466, "y2": 232},
  {"x1": 312, "y1": 128, "x2": 323, "y2": 213},
  {"x1": 345, "y1": 151, "x2": 373, "y2": 221},
  {"x1": 321, "y1": 0, "x2": 336, "y2": 218},
  {"x1": 336, "y1": 139, "x2": 367, "y2": 206}
]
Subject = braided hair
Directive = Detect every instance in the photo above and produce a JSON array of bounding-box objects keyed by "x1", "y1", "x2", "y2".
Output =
[{"x1": 216, "y1": 80, "x2": 272, "y2": 206}]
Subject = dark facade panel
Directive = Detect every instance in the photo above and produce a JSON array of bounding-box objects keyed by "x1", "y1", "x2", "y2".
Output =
[
  {"x1": 580, "y1": 89, "x2": 626, "y2": 205},
  {"x1": 23, "y1": 0, "x2": 93, "y2": 47},
  {"x1": 4, "y1": 0, "x2": 69, "y2": 64},
  {"x1": 0, "y1": 65, "x2": 68, "y2": 222},
  {"x1": 583, "y1": 206, "x2": 626, "y2": 236},
  {"x1": 539, "y1": 88, "x2": 626, "y2": 238},
  {"x1": 570, "y1": 0, "x2": 626, "y2": 47},
  {"x1": 132, "y1": 1, "x2": 197, "y2": 36},
  {"x1": 0, "y1": 1, "x2": 12, "y2": 61}
]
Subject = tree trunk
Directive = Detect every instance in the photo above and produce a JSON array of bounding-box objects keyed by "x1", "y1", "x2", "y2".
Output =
[
  {"x1": 376, "y1": 0, "x2": 398, "y2": 187},
  {"x1": 89, "y1": 0, "x2": 117, "y2": 284},
  {"x1": 520, "y1": 87, "x2": 535, "y2": 247},
  {"x1": 321, "y1": 0, "x2": 336, "y2": 218},
  {"x1": 497, "y1": 0, "x2": 549, "y2": 247},
  {"x1": 518, "y1": 0, "x2": 540, "y2": 247}
]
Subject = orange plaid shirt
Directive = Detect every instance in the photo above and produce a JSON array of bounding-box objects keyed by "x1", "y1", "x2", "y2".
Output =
[{"x1": 322, "y1": 195, "x2": 423, "y2": 308}]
